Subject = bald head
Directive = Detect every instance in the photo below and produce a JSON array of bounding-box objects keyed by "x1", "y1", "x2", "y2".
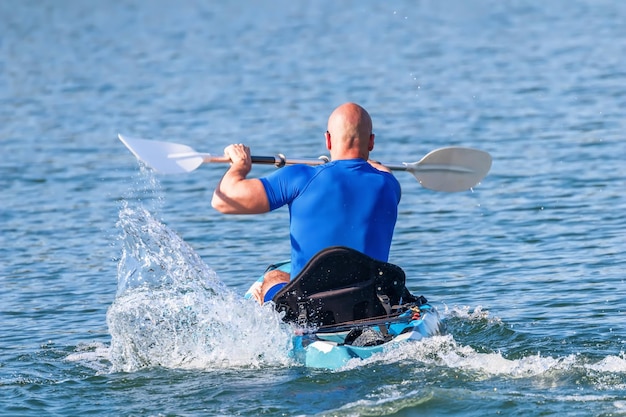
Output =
[{"x1": 325, "y1": 103, "x2": 375, "y2": 160}]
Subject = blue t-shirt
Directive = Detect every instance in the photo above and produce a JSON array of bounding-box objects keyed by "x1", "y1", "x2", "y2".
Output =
[{"x1": 260, "y1": 159, "x2": 401, "y2": 277}]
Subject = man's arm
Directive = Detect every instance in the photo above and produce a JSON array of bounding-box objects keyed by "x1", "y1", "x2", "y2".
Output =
[{"x1": 211, "y1": 144, "x2": 270, "y2": 214}]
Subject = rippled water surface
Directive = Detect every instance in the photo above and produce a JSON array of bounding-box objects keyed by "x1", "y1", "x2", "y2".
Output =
[{"x1": 1, "y1": 1, "x2": 625, "y2": 416}]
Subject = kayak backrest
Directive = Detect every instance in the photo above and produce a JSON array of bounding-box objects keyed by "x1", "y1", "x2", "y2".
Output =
[{"x1": 272, "y1": 246, "x2": 407, "y2": 327}]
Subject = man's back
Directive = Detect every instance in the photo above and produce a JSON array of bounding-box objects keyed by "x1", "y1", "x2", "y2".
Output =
[{"x1": 261, "y1": 158, "x2": 401, "y2": 277}]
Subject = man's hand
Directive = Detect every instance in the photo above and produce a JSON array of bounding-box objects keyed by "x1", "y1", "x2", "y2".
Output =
[{"x1": 224, "y1": 143, "x2": 252, "y2": 175}]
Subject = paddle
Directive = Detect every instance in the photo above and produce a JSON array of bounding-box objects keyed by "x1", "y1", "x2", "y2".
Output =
[{"x1": 118, "y1": 134, "x2": 491, "y2": 192}]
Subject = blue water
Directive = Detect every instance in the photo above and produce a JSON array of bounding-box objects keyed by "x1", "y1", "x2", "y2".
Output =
[{"x1": 1, "y1": 0, "x2": 625, "y2": 415}]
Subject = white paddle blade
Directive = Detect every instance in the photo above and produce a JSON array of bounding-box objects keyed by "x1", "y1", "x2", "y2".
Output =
[
  {"x1": 406, "y1": 147, "x2": 492, "y2": 192},
  {"x1": 118, "y1": 134, "x2": 205, "y2": 174}
]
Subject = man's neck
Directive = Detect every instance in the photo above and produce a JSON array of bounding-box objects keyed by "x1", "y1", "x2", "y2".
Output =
[{"x1": 331, "y1": 150, "x2": 368, "y2": 161}]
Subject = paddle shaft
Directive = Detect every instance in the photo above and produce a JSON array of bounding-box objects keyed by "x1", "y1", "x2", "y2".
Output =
[
  {"x1": 198, "y1": 153, "x2": 329, "y2": 168},
  {"x1": 200, "y1": 153, "x2": 472, "y2": 174}
]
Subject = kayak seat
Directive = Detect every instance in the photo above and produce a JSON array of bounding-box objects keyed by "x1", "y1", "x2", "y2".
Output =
[{"x1": 272, "y1": 246, "x2": 418, "y2": 327}]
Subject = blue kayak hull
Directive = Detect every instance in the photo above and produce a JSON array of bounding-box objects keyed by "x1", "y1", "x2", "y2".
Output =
[{"x1": 291, "y1": 303, "x2": 442, "y2": 369}]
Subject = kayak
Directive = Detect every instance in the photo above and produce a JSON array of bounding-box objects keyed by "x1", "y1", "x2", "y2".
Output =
[
  {"x1": 292, "y1": 302, "x2": 440, "y2": 369},
  {"x1": 246, "y1": 246, "x2": 443, "y2": 369}
]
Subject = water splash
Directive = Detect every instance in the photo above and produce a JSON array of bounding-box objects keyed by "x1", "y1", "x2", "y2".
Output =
[
  {"x1": 112, "y1": 201, "x2": 219, "y2": 298},
  {"x1": 106, "y1": 199, "x2": 293, "y2": 372}
]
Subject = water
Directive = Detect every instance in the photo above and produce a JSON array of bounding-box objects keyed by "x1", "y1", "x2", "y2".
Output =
[{"x1": 1, "y1": 0, "x2": 625, "y2": 415}]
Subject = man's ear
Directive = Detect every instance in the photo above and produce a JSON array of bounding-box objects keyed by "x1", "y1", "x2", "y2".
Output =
[
  {"x1": 368, "y1": 133, "x2": 375, "y2": 151},
  {"x1": 325, "y1": 131, "x2": 332, "y2": 150}
]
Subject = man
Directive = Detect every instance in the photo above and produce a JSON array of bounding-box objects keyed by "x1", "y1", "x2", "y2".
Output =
[{"x1": 211, "y1": 102, "x2": 401, "y2": 304}]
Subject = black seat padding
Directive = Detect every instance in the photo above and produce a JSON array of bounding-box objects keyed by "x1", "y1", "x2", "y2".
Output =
[{"x1": 272, "y1": 246, "x2": 410, "y2": 327}]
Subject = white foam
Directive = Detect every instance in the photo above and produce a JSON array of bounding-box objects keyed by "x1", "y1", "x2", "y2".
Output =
[
  {"x1": 445, "y1": 304, "x2": 501, "y2": 323},
  {"x1": 344, "y1": 330, "x2": 579, "y2": 380},
  {"x1": 585, "y1": 353, "x2": 626, "y2": 373},
  {"x1": 65, "y1": 342, "x2": 112, "y2": 374}
]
